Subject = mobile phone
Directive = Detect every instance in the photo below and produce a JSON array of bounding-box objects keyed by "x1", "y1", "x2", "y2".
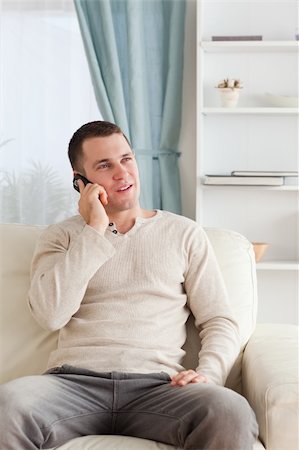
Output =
[{"x1": 73, "y1": 174, "x2": 92, "y2": 193}]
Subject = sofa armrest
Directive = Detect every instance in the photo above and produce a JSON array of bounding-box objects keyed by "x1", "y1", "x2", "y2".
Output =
[{"x1": 242, "y1": 324, "x2": 298, "y2": 450}]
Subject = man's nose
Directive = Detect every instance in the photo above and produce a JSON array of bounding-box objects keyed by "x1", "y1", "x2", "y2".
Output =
[{"x1": 112, "y1": 163, "x2": 127, "y2": 180}]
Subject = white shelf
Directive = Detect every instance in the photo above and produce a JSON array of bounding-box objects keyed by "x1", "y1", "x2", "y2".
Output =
[
  {"x1": 202, "y1": 107, "x2": 299, "y2": 115},
  {"x1": 256, "y1": 261, "x2": 299, "y2": 271},
  {"x1": 201, "y1": 184, "x2": 299, "y2": 191},
  {"x1": 200, "y1": 41, "x2": 299, "y2": 53}
]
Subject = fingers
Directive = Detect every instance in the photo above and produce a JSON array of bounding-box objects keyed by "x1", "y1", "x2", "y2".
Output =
[
  {"x1": 191, "y1": 374, "x2": 208, "y2": 384},
  {"x1": 77, "y1": 181, "x2": 109, "y2": 234},
  {"x1": 98, "y1": 188, "x2": 108, "y2": 206},
  {"x1": 77, "y1": 180, "x2": 108, "y2": 205},
  {"x1": 170, "y1": 370, "x2": 208, "y2": 387},
  {"x1": 77, "y1": 178, "x2": 85, "y2": 194}
]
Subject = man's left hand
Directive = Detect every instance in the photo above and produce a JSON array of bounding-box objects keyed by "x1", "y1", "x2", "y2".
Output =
[{"x1": 170, "y1": 370, "x2": 208, "y2": 387}]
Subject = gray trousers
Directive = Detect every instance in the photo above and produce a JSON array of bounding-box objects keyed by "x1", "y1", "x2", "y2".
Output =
[{"x1": 0, "y1": 365, "x2": 258, "y2": 450}]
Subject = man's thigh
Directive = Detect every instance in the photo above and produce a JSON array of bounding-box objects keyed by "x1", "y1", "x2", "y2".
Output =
[
  {"x1": 115, "y1": 377, "x2": 255, "y2": 448},
  {"x1": 0, "y1": 365, "x2": 114, "y2": 448}
]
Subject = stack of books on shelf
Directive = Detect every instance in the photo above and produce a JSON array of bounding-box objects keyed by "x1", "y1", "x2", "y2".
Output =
[
  {"x1": 203, "y1": 171, "x2": 298, "y2": 186},
  {"x1": 211, "y1": 35, "x2": 263, "y2": 41}
]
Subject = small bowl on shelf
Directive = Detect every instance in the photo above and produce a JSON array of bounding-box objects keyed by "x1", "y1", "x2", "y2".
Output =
[
  {"x1": 264, "y1": 93, "x2": 299, "y2": 108},
  {"x1": 252, "y1": 242, "x2": 269, "y2": 262}
]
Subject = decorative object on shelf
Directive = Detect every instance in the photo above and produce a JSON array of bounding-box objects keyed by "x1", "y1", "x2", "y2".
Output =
[
  {"x1": 264, "y1": 93, "x2": 299, "y2": 108},
  {"x1": 216, "y1": 79, "x2": 243, "y2": 107},
  {"x1": 252, "y1": 242, "x2": 269, "y2": 262},
  {"x1": 212, "y1": 35, "x2": 263, "y2": 41}
]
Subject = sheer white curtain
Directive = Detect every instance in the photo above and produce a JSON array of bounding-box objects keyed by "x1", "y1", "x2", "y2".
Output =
[{"x1": 0, "y1": 0, "x2": 101, "y2": 225}]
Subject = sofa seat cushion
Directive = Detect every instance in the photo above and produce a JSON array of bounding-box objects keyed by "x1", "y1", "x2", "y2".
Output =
[
  {"x1": 51, "y1": 435, "x2": 179, "y2": 450},
  {"x1": 51, "y1": 434, "x2": 265, "y2": 450}
]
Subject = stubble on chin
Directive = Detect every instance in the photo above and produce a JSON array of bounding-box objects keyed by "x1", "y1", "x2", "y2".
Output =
[{"x1": 104, "y1": 198, "x2": 137, "y2": 214}]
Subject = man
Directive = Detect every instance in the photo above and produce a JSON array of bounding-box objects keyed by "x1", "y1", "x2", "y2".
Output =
[{"x1": 0, "y1": 121, "x2": 258, "y2": 449}]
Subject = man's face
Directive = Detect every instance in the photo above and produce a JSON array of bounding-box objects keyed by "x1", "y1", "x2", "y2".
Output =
[{"x1": 80, "y1": 133, "x2": 140, "y2": 214}]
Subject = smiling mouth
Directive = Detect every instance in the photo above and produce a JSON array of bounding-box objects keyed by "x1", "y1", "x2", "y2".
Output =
[{"x1": 116, "y1": 184, "x2": 133, "y2": 193}]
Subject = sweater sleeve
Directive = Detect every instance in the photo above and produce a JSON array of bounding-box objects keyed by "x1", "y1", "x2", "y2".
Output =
[
  {"x1": 184, "y1": 226, "x2": 240, "y2": 386},
  {"x1": 28, "y1": 223, "x2": 116, "y2": 331}
]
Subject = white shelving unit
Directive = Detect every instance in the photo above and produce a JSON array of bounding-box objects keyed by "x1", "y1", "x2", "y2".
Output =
[
  {"x1": 202, "y1": 108, "x2": 298, "y2": 115},
  {"x1": 202, "y1": 185, "x2": 299, "y2": 191},
  {"x1": 201, "y1": 41, "x2": 299, "y2": 53},
  {"x1": 257, "y1": 261, "x2": 299, "y2": 271},
  {"x1": 196, "y1": 1, "x2": 299, "y2": 325}
]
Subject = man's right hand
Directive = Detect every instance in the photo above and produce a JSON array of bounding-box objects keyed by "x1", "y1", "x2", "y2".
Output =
[{"x1": 77, "y1": 179, "x2": 109, "y2": 235}]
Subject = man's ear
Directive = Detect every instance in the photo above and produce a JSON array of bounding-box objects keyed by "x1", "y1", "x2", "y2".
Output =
[{"x1": 73, "y1": 170, "x2": 85, "y2": 178}]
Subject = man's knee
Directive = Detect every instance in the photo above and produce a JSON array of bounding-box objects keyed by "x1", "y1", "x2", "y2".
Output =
[
  {"x1": 214, "y1": 387, "x2": 255, "y2": 426},
  {"x1": 202, "y1": 385, "x2": 258, "y2": 442},
  {"x1": 178, "y1": 384, "x2": 258, "y2": 449},
  {"x1": 0, "y1": 376, "x2": 45, "y2": 421}
]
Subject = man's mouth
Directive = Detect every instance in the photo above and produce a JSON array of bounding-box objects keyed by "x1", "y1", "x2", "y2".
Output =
[{"x1": 116, "y1": 184, "x2": 133, "y2": 193}]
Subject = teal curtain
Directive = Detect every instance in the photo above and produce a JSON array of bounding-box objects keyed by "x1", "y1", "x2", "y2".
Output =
[{"x1": 74, "y1": 0, "x2": 186, "y2": 213}]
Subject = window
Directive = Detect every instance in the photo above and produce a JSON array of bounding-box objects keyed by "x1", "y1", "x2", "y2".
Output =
[{"x1": 0, "y1": 0, "x2": 101, "y2": 224}]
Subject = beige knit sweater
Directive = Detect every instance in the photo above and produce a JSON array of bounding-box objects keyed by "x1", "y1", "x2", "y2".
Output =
[{"x1": 28, "y1": 210, "x2": 240, "y2": 385}]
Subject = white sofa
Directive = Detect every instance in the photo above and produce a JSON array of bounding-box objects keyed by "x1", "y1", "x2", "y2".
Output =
[{"x1": 0, "y1": 223, "x2": 298, "y2": 450}]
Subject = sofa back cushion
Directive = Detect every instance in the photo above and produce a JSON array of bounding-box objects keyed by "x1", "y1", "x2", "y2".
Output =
[
  {"x1": 0, "y1": 223, "x2": 257, "y2": 390},
  {"x1": 0, "y1": 223, "x2": 57, "y2": 383},
  {"x1": 182, "y1": 228, "x2": 258, "y2": 392}
]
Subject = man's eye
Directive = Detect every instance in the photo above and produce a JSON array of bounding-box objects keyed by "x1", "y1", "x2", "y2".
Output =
[
  {"x1": 123, "y1": 157, "x2": 133, "y2": 162},
  {"x1": 98, "y1": 164, "x2": 110, "y2": 169}
]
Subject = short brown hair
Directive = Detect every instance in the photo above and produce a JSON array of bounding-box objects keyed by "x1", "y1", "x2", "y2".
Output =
[{"x1": 68, "y1": 121, "x2": 131, "y2": 173}]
